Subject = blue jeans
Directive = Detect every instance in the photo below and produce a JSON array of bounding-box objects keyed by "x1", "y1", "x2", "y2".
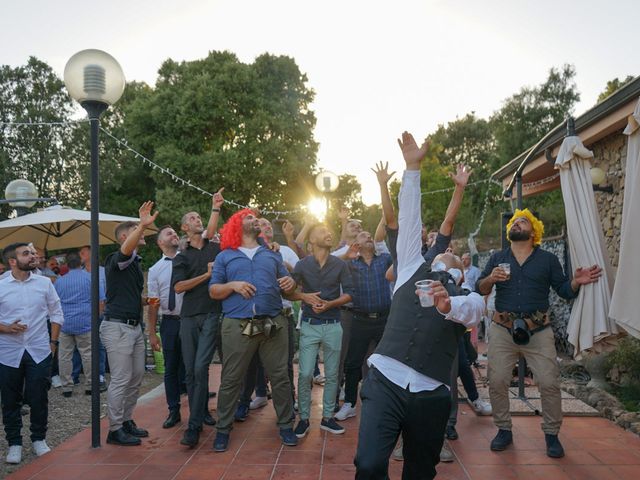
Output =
[
  {"x1": 160, "y1": 315, "x2": 184, "y2": 412},
  {"x1": 0, "y1": 352, "x2": 52, "y2": 446}
]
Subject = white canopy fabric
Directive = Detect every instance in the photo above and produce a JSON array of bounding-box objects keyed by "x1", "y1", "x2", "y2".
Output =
[
  {"x1": 555, "y1": 136, "x2": 619, "y2": 359},
  {"x1": 0, "y1": 205, "x2": 157, "y2": 250},
  {"x1": 609, "y1": 99, "x2": 640, "y2": 339}
]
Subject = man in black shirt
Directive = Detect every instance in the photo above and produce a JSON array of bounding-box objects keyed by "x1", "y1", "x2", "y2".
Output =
[
  {"x1": 172, "y1": 200, "x2": 223, "y2": 448},
  {"x1": 101, "y1": 201, "x2": 157, "y2": 446},
  {"x1": 477, "y1": 208, "x2": 602, "y2": 458}
]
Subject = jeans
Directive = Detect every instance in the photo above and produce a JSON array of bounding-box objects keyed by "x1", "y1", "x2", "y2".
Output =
[
  {"x1": 0, "y1": 352, "x2": 52, "y2": 446},
  {"x1": 181, "y1": 312, "x2": 219, "y2": 429},
  {"x1": 355, "y1": 368, "x2": 450, "y2": 480},
  {"x1": 160, "y1": 315, "x2": 184, "y2": 412}
]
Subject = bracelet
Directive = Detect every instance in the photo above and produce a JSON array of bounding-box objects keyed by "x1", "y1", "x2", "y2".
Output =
[
  {"x1": 50, "y1": 340, "x2": 60, "y2": 346},
  {"x1": 211, "y1": 208, "x2": 220, "y2": 213}
]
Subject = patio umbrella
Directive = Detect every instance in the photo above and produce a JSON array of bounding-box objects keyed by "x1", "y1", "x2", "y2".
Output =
[
  {"x1": 0, "y1": 204, "x2": 157, "y2": 250},
  {"x1": 609, "y1": 98, "x2": 640, "y2": 339},
  {"x1": 555, "y1": 136, "x2": 620, "y2": 359}
]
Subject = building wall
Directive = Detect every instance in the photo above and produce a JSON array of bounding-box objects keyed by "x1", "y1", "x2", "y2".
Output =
[{"x1": 591, "y1": 130, "x2": 627, "y2": 267}]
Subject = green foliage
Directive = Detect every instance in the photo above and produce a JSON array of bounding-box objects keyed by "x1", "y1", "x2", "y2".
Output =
[
  {"x1": 597, "y1": 75, "x2": 635, "y2": 103},
  {"x1": 606, "y1": 337, "x2": 640, "y2": 381}
]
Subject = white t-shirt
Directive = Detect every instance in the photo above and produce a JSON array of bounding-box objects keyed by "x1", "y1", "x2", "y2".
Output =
[{"x1": 238, "y1": 246, "x2": 261, "y2": 260}]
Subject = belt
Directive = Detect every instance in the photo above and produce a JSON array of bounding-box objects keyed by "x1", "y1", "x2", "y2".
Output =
[
  {"x1": 302, "y1": 317, "x2": 340, "y2": 326},
  {"x1": 238, "y1": 314, "x2": 276, "y2": 321},
  {"x1": 105, "y1": 316, "x2": 141, "y2": 327},
  {"x1": 352, "y1": 310, "x2": 388, "y2": 320},
  {"x1": 162, "y1": 314, "x2": 180, "y2": 320},
  {"x1": 493, "y1": 311, "x2": 550, "y2": 333}
]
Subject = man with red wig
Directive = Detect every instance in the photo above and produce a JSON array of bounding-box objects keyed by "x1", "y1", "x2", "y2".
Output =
[{"x1": 209, "y1": 209, "x2": 297, "y2": 452}]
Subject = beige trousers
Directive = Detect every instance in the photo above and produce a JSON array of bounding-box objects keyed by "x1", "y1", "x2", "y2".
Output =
[
  {"x1": 99, "y1": 321, "x2": 145, "y2": 432},
  {"x1": 488, "y1": 322, "x2": 562, "y2": 435},
  {"x1": 59, "y1": 331, "x2": 92, "y2": 392}
]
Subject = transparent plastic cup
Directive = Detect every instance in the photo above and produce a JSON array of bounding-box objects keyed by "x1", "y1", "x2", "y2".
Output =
[
  {"x1": 499, "y1": 263, "x2": 511, "y2": 278},
  {"x1": 415, "y1": 279, "x2": 434, "y2": 307}
]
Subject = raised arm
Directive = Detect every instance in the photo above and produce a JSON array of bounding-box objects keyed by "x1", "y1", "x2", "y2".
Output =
[
  {"x1": 122, "y1": 202, "x2": 158, "y2": 256},
  {"x1": 206, "y1": 187, "x2": 225, "y2": 240},
  {"x1": 372, "y1": 161, "x2": 398, "y2": 229},
  {"x1": 439, "y1": 164, "x2": 471, "y2": 236},
  {"x1": 338, "y1": 207, "x2": 350, "y2": 244}
]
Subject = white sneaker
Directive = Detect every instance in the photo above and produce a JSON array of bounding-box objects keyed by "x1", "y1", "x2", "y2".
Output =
[
  {"x1": 334, "y1": 402, "x2": 357, "y2": 421},
  {"x1": 51, "y1": 375, "x2": 62, "y2": 388},
  {"x1": 440, "y1": 442, "x2": 454, "y2": 463},
  {"x1": 6, "y1": 445, "x2": 22, "y2": 464},
  {"x1": 32, "y1": 440, "x2": 51, "y2": 457},
  {"x1": 471, "y1": 398, "x2": 492, "y2": 416},
  {"x1": 392, "y1": 444, "x2": 403, "y2": 461},
  {"x1": 339, "y1": 387, "x2": 345, "y2": 402},
  {"x1": 249, "y1": 396, "x2": 268, "y2": 410},
  {"x1": 313, "y1": 374, "x2": 325, "y2": 385}
]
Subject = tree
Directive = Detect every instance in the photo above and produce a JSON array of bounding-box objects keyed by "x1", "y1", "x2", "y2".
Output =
[
  {"x1": 123, "y1": 51, "x2": 318, "y2": 227},
  {"x1": 597, "y1": 75, "x2": 635, "y2": 103}
]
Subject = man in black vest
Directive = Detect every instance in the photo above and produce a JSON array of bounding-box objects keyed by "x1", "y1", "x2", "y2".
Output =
[{"x1": 354, "y1": 132, "x2": 484, "y2": 480}]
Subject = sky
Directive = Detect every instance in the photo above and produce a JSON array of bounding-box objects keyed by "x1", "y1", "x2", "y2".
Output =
[{"x1": 1, "y1": 0, "x2": 638, "y2": 205}]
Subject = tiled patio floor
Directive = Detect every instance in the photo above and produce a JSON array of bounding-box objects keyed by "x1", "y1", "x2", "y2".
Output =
[{"x1": 6, "y1": 364, "x2": 640, "y2": 480}]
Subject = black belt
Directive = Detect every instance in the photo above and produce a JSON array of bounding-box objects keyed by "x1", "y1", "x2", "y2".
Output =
[
  {"x1": 162, "y1": 314, "x2": 180, "y2": 320},
  {"x1": 238, "y1": 314, "x2": 278, "y2": 321},
  {"x1": 105, "y1": 316, "x2": 141, "y2": 327},
  {"x1": 302, "y1": 317, "x2": 340, "y2": 326},
  {"x1": 352, "y1": 310, "x2": 388, "y2": 320}
]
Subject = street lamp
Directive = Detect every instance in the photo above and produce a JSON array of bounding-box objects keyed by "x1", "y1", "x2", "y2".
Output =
[
  {"x1": 1, "y1": 179, "x2": 57, "y2": 217},
  {"x1": 314, "y1": 170, "x2": 340, "y2": 216},
  {"x1": 64, "y1": 49, "x2": 125, "y2": 448}
]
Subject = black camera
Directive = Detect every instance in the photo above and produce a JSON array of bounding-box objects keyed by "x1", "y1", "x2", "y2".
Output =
[{"x1": 511, "y1": 318, "x2": 531, "y2": 345}]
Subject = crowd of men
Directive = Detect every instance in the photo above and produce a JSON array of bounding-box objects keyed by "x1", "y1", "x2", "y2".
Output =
[{"x1": 0, "y1": 131, "x2": 604, "y2": 479}]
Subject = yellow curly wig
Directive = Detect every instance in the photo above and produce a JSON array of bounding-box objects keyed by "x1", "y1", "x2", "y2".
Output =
[{"x1": 506, "y1": 208, "x2": 544, "y2": 246}]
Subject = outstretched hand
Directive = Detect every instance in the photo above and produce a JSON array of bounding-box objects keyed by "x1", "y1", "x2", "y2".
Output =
[
  {"x1": 282, "y1": 220, "x2": 295, "y2": 239},
  {"x1": 139, "y1": 201, "x2": 159, "y2": 228},
  {"x1": 449, "y1": 164, "x2": 472, "y2": 188},
  {"x1": 371, "y1": 161, "x2": 396, "y2": 185},
  {"x1": 397, "y1": 131, "x2": 428, "y2": 169},
  {"x1": 574, "y1": 265, "x2": 602, "y2": 286},
  {"x1": 212, "y1": 187, "x2": 225, "y2": 209}
]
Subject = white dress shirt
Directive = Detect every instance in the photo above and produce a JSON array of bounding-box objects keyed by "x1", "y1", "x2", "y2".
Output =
[
  {"x1": 368, "y1": 170, "x2": 484, "y2": 392},
  {"x1": 147, "y1": 254, "x2": 184, "y2": 316},
  {"x1": 0, "y1": 272, "x2": 64, "y2": 368}
]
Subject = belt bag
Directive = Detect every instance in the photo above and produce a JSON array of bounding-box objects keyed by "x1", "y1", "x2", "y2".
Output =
[
  {"x1": 494, "y1": 311, "x2": 550, "y2": 345},
  {"x1": 240, "y1": 317, "x2": 281, "y2": 338}
]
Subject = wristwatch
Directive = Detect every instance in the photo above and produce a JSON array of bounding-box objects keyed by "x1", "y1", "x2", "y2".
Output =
[
  {"x1": 211, "y1": 208, "x2": 221, "y2": 213},
  {"x1": 50, "y1": 340, "x2": 60, "y2": 346}
]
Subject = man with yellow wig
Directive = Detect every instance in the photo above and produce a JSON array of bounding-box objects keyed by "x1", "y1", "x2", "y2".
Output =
[{"x1": 477, "y1": 208, "x2": 602, "y2": 458}]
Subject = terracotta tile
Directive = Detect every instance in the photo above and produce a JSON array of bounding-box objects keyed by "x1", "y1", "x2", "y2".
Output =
[
  {"x1": 50, "y1": 447, "x2": 114, "y2": 464},
  {"x1": 233, "y1": 447, "x2": 280, "y2": 465},
  {"x1": 4, "y1": 463, "x2": 48, "y2": 480},
  {"x1": 322, "y1": 447, "x2": 356, "y2": 465},
  {"x1": 142, "y1": 449, "x2": 196, "y2": 465},
  {"x1": 455, "y1": 449, "x2": 507, "y2": 465},
  {"x1": 30, "y1": 464, "x2": 94, "y2": 480},
  {"x1": 189, "y1": 449, "x2": 237, "y2": 466},
  {"x1": 610, "y1": 465, "x2": 640, "y2": 480},
  {"x1": 432, "y1": 462, "x2": 468, "y2": 480},
  {"x1": 278, "y1": 449, "x2": 322, "y2": 465},
  {"x1": 173, "y1": 465, "x2": 226, "y2": 480},
  {"x1": 590, "y1": 449, "x2": 640, "y2": 465},
  {"x1": 511, "y1": 465, "x2": 572, "y2": 480},
  {"x1": 321, "y1": 464, "x2": 357, "y2": 480},
  {"x1": 563, "y1": 465, "x2": 620, "y2": 480},
  {"x1": 465, "y1": 464, "x2": 518, "y2": 480},
  {"x1": 126, "y1": 464, "x2": 183, "y2": 480},
  {"x1": 272, "y1": 464, "x2": 321, "y2": 479},
  {"x1": 221, "y1": 465, "x2": 274, "y2": 479},
  {"x1": 98, "y1": 450, "x2": 153, "y2": 464}
]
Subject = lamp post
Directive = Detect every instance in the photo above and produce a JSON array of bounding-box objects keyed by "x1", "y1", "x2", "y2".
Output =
[
  {"x1": 314, "y1": 170, "x2": 340, "y2": 215},
  {"x1": 1, "y1": 179, "x2": 57, "y2": 218},
  {"x1": 64, "y1": 49, "x2": 125, "y2": 448}
]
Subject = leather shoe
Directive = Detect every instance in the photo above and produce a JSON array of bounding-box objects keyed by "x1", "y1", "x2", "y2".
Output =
[
  {"x1": 545, "y1": 434, "x2": 565, "y2": 458},
  {"x1": 106, "y1": 428, "x2": 141, "y2": 446},
  {"x1": 203, "y1": 413, "x2": 216, "y2": 426},
  {"x1": 163, "y1": 410, "x2": 181, "y2": 429},
  {"x1": 122, "y1": 420, "x2": 149, "y2": 438},
  {"x1": 445, "y1": 425, "x2": 458, "y2": 440},
  {"x1": 213, "y1": 432, "x2": 229, "y2": 452},
  {"x1": 180, "y1": 427, "x2": 200, "y2": 448},
  {"x1": 490, "y1": 429, "x2": 513, "y2": 451}
]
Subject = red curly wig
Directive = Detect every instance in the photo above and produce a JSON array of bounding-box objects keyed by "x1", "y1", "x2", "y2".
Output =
[{"x1": 220, "y1": 209, "x2": 255, "y2": 250}]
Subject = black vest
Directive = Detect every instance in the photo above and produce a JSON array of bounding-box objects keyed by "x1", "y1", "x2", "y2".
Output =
[{"x1": 374, "y1": 263, "x2": 467, "y2": 385}]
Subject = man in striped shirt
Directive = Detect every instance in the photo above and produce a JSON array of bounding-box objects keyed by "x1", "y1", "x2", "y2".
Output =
[{"x1": 54, "y1": 252, "x2": 105, "y2": 397}]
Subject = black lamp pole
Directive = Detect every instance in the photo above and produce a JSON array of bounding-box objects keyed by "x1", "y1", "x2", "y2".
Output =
[{"x1": 82, "y1": 100, "x2": 108, "y2": 448}]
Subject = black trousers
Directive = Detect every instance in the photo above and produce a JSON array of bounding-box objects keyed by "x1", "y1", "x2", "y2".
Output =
[
  {"x1": 160, "y1": 315, "x2": 185, "y2": 413},
  {"x1": 355, "y1": 368, "x2": 451, "y2": 480},
  {"x1": 0, "y1": 352, "x2": 52, "y2": 446},
  {"x1": 344, "y1": 314, "x2": 386, "y2": 406}
]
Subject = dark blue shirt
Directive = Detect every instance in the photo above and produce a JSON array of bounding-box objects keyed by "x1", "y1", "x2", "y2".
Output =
[
  {"x1": 349, "y1": 253, "x2": 393, "y2": 313},
  {"x1": 476, "y1": 247, "x2": 577, "y2": 314},
  {"x1": 292, "y1": 255, "x2": 355, "y2": 320},
  {"x1": 210, "y1": 246, "x2": 290, "y2": 319}
]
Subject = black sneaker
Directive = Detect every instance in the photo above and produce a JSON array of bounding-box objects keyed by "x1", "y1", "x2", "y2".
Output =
[
  {"x1": 203, "y1": 413, "x2": 216, "y2": 426},
  {"x1": 106, "y1": 427, "x2": 141, "y2": 446},
  {"x1": 490, "y1": 429, "x2": 513, "y2": 451},
  {"x1": 213, "y1": 432, "x2": 229, "y2": 452},
  {"x1": 180, "y1": 427, "x2": 200, "y2": 448},
  {"x1": 122, "y1": 420, "x2": 149, "y2": 438},
  {"x1": 446, "y1": 425, "x2": 458, "y2": 440},
  {"x1": 320, "y1": 418, "x2": 345, "y2": 435},
  {"x1": 279, "y1": 428, "x2": 298, "y2": 446},
  {"x1": 545, "y1": 434, "x2": 565, "y2": 458},
  {"x1": 294, "y1": 419, "x2": 310, "y2": 438},
  {"x1": 234, "y1": 404, "x2": 249, "y2": 422}
]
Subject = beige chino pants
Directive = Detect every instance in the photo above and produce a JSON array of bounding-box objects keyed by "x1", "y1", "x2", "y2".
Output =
[{"x1": 59, "y1": 331, "x2": 92, "y2": 392}]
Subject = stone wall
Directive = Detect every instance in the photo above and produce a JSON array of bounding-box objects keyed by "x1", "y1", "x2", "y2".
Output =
[{"x1": 591, "y1": 131, "x2": 627, "y2": 267}]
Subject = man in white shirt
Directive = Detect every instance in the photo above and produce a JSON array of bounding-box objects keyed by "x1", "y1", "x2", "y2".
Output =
[
  {"x1": 0, "y1": 242, "x2": 64, "y2": 464},
  {"x1": 147, "y1": 225, "x2": 186, "y2": 429},
  {"x1": 354, "y1": 133, "x2": 484, "y2": 480},
  {"x1": 462, "y1": 252, "x2": 482, "y2": 292}
]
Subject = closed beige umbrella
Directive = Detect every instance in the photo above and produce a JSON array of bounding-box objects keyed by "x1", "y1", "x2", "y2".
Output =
[
  {"x1": 0, "y1": 204, "x2": 157, "y2": 250},
  {"x1": 609, "y1": 98, "x2": 640, "y2": 339},
  {"x1": 555, "y1": 136, "x2": 619, "y2": 358}
]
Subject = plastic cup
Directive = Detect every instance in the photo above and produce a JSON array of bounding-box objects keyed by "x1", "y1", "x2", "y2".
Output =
[
  {"x1": 147, "y1": 297, "x2": 160, "y2": 307},
  {"x1": 415, "y1": 279, "x2": 434, "y2": 307},
  {"x1": 499, "y1": 263, "x2": 511, "y2": 277}
]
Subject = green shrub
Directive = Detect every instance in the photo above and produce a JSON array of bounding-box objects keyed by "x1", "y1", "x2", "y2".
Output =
[{"x1": 606, "y1": 336, "x2": 640, "y2": 380}]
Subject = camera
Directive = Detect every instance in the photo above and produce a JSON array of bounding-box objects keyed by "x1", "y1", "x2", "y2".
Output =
[{"x1": 511, "y1": 318, "x2": 531, "y2": 345}]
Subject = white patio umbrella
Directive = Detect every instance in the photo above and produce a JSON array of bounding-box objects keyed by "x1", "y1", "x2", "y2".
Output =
[
  {"x1": 555, "y1": 136, "x2": 620, "y2": 358},
  {"x1": 609, "y1": 98, "x2": 640, "y2": 339},
  {"x1": 0, "y1": 204, "x2": 157, "y2": 250}
]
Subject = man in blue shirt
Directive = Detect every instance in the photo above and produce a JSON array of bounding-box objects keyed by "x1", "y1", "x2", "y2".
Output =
[
  {"x1": 209, "y1": 209, "x2": 297, "y2": 452},
  {"x1": 477, "y1": 208, "x2": 602, "y2": 458},
  {"x1": 54, "y1": 252, "x2": 105, "y2": 397}
]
